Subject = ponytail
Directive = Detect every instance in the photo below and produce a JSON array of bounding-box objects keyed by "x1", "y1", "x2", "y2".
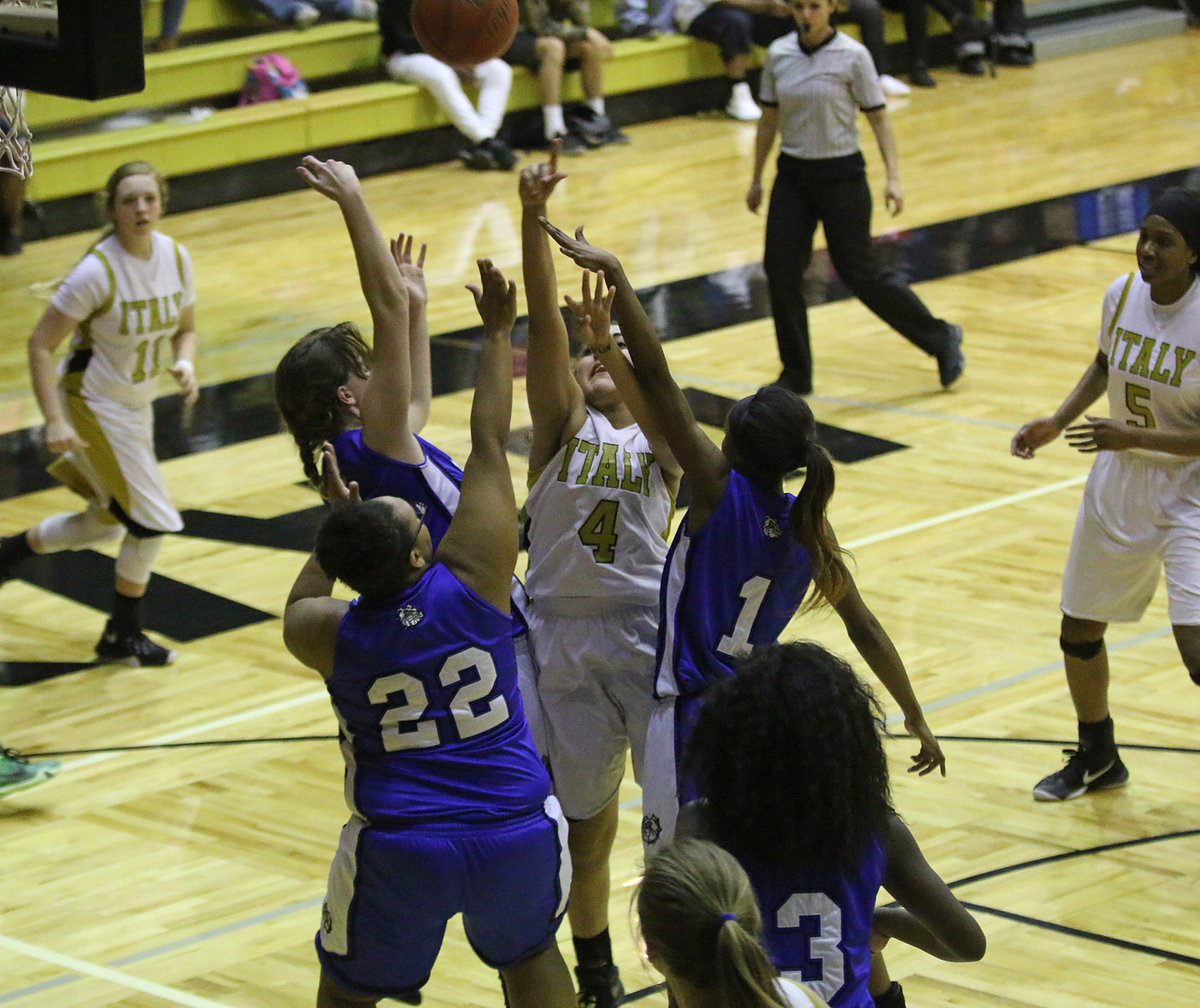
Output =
[
  {"x1": 789, "y1": 439, "x2": 850, "y2": 613},
  {"x1": 274, "y1": 323, "x2": 371, "y2": 488},
  {"x1": 639, "y1": 839, "x2": 792, "y2": 1008}
]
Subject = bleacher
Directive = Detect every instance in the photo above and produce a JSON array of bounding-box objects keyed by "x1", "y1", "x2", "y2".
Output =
[{"x1": 24, "y1": 0, "x2": 1178, "y2": 234}]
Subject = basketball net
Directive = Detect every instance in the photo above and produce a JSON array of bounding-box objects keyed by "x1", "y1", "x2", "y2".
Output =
[{"x1": 0, "y1": 85, "x2": 32, "y2": 179}]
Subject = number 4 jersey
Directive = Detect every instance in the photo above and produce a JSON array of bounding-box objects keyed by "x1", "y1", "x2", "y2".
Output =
[
  {"x1": 327, "y1": 562, "x2": 551, "y2": 825},
  {"x1": 52, "y1": 231, "x2": 195, "y2": 409},
  {"x1": 523, "y1": 407, "x2": 674, "y2": 606}
]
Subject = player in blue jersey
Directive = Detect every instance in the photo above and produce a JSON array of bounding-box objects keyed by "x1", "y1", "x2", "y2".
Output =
[
  {"x1": 538, "y1": 220, "x2": 945, "y2": 848},
  {"x1": 519, "y1": 144, "x2": 682, "y2": 1008},
  {"x1": 283, "y1": 260, "x2": 576, "y2": 1008},
  {"x1": 639, "y1": 838, "x2": 829, "y2": 1008},
  {"x1": 681, "y1": 643, "x2": 984, "y2": 1008},
  {"x1": 275, "y1": 155, "x2": 547, "y2": 749}
]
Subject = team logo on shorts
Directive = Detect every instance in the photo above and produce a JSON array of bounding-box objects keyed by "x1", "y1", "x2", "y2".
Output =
[
  {"x1": 395, "y1": 605, "x2": 424, "y2": 627},
  {"x1": 641, "y1": 813, "x2": 662, "y2": 846},
  {"x1": 321, "y1": 902, "x2": 333, "y2": 933},
  {"x1": 762, "y1": 516, "x2": 783, "y2": 539}
]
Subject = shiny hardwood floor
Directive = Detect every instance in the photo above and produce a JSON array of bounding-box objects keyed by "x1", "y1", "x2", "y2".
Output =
[{"x1": 3, "y1": 31, "x2": 1200, "y2": 1008}]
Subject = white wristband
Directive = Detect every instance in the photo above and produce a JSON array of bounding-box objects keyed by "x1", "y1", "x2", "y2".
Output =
[{"x1": 173, "y1": 359, "x2": 195, "y2": 375}]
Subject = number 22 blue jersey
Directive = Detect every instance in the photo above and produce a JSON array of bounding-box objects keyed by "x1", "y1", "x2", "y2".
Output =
[
  {"x1": 327, "y1": 563, "x2": 550, "y2": 825},
  {"x1": 656, "y1": 470, "x2": 814, "y2": 699}
]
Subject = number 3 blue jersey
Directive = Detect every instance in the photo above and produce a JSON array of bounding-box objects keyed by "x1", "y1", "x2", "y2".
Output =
[
  {"x1": 656, "y1": 470, "x2": 814, "y2": 699},
  {"x1": 747, "y1": 835, "x2": 886, "y2": 1008},
  {"x1": 328, "y1": 563, "x2": 551, "y2": 825}
]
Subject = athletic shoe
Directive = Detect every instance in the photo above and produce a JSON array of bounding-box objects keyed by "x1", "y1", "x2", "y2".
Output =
[
  {"x1": 873, "y1": 981, "x2": 907, "y2": 1008},
  {"x1": 0, "y1": 749, "x2": 61, "y2": 798},
  {"x1": 1033, "y1": 748, "x2": 1129, "y2": 802},
  {"x1": 910, "y1": 63, "x2": 935, "y2": 88},
  {"x1": 95, "y1": 623, "x2": 177, "y2": 667},
  {"x1": 0, "y1": 232, "x2": 21, "y2": 256},
  {"x1": 570, "y1": 111, "x2": 629, "y2": 148},
  {"x1": 291, "y1": 1, "x2": 320, "y2": 28},
  {"x1": 958, "y1": 53, "x2": 987, "y2": 76},
  {"x1": 879, "y1": 74, "x2": 911, "y2": 97},
  {"x1": 575, "y1": 963, "x2": 624, "y2": 1008},
  {"x1": 623, "y1": 23, "x2": 659, "y2": 39},
  {"x1": 349, "y1": 0, "x2": 377, "y2": 19},
  {"x1": 937, "y1": 324, "x2": 965, "y2": 388},
  {"x1": 460, "y1": 141, "x2": 497, "y2": 171},
  {"x1": 725, "y1": 82, "x2": 761, "y2": 122},
  {"x1": 484, "y1": 136, "x2": 518, "y2": 170},
  {"x1": 997, "y1": 44, "x2": 1035, "y2": 66},
  {"x1": 554, "y1": 131, "x2": 588, "y2": 156}
]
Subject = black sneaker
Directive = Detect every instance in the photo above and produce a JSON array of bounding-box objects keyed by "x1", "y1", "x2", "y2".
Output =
[
  {"x1": 575, "y1": 963, "x2": 624, "y2": 1008},
  {"x1": 95, "y1": 624, "x2": 177, "y2": 667},
  {"x1": 937, "y1": 324, "x2": 965, "y2": 388},
  {"x1": 1033, "y1": 748, "x2": 1129, "y2": 802},
  {"x1": 485, "y1": 136, "x2": 518, "y2": 170},
  {"x1": 910, "y1": 62, "x2": 935, "y2": 88},
  {"x1": 957, "y1": 53, "x2": 987, "y2": 76},
  {"x1": 997, "y1": 44, "x2": 1035, "y2": 66},
  {"x1": 874, "y1": 981, "x2": 907, "y2": 1008},
  {"x1": 572, "y1": 112, "x2": 627, "y2": 148},
  {"x1": 460, "y1": 141, "x2": 497, "y2": 171},
  {"x1": 554, "y1": 131, "x2": 588, "y2": 156}
]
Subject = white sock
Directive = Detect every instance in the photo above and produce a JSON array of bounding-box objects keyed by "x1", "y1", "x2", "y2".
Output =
[
  {"x1": 544, "y1": 105, "x2": 566, "y2": 138},
  {"x1": 586, "y1": 97, "x2": 605, "y2": 117}
]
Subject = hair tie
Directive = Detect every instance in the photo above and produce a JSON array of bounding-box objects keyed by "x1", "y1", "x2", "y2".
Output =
[{"x1": 720, "y1": 913, "x2": 737, "y2": 923}]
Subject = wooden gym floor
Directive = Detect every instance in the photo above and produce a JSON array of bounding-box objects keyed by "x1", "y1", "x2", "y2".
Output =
[{"x1": 2, "y1": 31, "x2": 1200, "y2": 1008}]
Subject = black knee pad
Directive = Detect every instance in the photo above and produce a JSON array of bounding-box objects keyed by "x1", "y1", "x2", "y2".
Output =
[{"x1": 1060, "y1": 635, "x2": 1103, "y2": 661}]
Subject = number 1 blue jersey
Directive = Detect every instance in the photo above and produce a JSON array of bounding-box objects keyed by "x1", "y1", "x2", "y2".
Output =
[
  {"x1": 656, "y1": 470, "x2": 814, "y2": 699},
  {"x1": 328, "y1": 563, "x2": 551, "y2": 825}
]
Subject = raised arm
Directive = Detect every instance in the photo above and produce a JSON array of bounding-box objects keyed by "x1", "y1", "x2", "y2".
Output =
[
  {"x1": 434, "y1": 260, "x2": 519, "y2": 611},
  {"x1": 539, "y1": 218, "x2": 727, "y2": 518},
  {"x1": 296, "y1": 155, "x2": 421, "y2": 464},
  {"x1": 519, "y1": 143, "x2": 586, "y2": 471},
  {"x1": 1011, "y1": 350, "x2": 1109, "y2": 459},
  {"x1": 875, "y1": 814, "x2": 986, "y2": 962},
  {"x1": 392, "y1": 233, "x2": 432, "y2": 435},
  {"x1": 831, "y1": 572, "x2": 945, "y2": 776}
]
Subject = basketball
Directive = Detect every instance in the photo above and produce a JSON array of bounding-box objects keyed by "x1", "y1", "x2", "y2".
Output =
[{"x1": 410, "y1": 0, "x2": 519, "y2": 67}]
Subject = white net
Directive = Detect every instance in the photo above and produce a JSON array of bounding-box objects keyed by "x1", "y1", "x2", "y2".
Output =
[{"x1": 0, "y1": 85, "x2": 31, "y2": 179}]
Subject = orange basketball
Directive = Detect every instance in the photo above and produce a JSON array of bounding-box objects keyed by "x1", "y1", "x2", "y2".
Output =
[{"x1": 410, "y1": 0, "x2": 519, "y2": 67}]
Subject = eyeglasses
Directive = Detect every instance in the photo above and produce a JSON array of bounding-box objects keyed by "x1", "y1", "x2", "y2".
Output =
[{"x1": 411, "y1": 502, "x2": 428, "y2": 544}]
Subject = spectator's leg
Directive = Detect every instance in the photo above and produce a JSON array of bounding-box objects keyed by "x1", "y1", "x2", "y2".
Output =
[
  {"x1": 992, "y1": 0, "x2": 1034, "y2": 64},
  {"x1": 0, "y1": 171, "x2": 25, "y2": 256},
  {"x1": 688, "y1": 6, "x2": 760, "y2": 119},
  {"x1": 387, "y1": 52, "x2": 492, "y2": 142}
]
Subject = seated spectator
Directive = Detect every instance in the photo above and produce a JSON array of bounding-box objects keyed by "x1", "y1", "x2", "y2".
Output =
[
  {"x1": 504, "y1": 0, "x2": 630, "y2": 154},
  {"x1": 235, "y1": 0, "x2": 376, "y2": 30},
  {"x1": 881, "y1": 0, "x2": 989, "y2": 84},
  {"x1": 615, "y1": 0, "x2": 676, "y2": 37},
  {"x1": 833, "y1": 0, "x2": 910, "y2": 96},
  {"x1": 378, "y1": 0, "x2": 519, "y2": 171},
  {"x1": 673, "y1": 0, "x2": 794, "y2": 121},
  {"x1": 991, "y1": 0, "x2": 1035, "y2": 66}
]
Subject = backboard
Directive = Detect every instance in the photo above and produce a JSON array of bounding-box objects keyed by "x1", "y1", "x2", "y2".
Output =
[{"x1": 0, "y1": 0, "x2": 144, "y2": 100}]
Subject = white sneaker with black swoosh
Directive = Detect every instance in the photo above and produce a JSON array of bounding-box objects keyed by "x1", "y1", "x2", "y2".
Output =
[{"x1": 1033, "y1": 747, "x2": 1129, "y2": 801}]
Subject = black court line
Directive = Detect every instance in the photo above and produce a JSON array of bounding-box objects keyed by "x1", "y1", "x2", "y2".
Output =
[{"x1": 959, "y1": 901, "x2": 1200, "y2": 968}]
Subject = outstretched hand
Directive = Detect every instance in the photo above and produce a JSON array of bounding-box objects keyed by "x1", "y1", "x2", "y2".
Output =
[
  {"x1": 296, "y1": 155, "x2": 362, "y2": 203},
  {"x1": 564, "y1": 270, "x2": 617, "y2": 350},
  {"x1": 391, "y1": 232, "x2": 428, "y2": 305},
  {"x1": 518, "y1": 140, "x2": 567, "y2": 208},
  {"x1": 538, "y1": 217, "x2": 621, "y2": 277},
  {"x1": 904, "y1": 716, "x2": 946, "y2": 777},
  {"x1": 319, "y1": 442, "x2": 361, "y2": 505},
  {"x1": 466, "y1": 259, "x2": 517, "y2": 335}
]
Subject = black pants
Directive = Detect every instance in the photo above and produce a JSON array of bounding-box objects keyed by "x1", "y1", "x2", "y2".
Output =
[{"x1": 763, "y1": 152, "x2": 952, "y2": 388}]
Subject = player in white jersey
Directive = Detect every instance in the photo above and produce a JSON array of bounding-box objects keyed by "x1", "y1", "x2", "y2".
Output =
[
  {"x1": 518, "y1": 144, "x2": 682, "y2": 1008},
  {"x1": 1012, "y1": 188, "x2": 1200, "y2": 802},
  {"x1": 0, "y1": 162, "x2": 197, "y2": 666}
]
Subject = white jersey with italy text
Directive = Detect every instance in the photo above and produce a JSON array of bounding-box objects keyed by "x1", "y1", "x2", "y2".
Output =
[{"x1": 524, "y1": 406, "x2": 673, "y2": 606}]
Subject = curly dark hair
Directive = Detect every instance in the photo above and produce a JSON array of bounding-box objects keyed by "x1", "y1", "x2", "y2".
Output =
[
  {"x1": 685, "y1": 641, "x2": 891, "y2": 870},
  {"x1": 725, "y1": 386, "x2": 850, "y2": 612},
  {"x1": 274, "y1": 323, "x2": 372, "y2": 487},
  {"x1": 314, "y1": 498, "x2": 418, "y2": 600}
]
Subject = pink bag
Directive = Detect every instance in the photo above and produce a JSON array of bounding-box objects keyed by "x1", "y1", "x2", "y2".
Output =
[{"x1": 238, "y1": 53, "x2": 309, "y2": 106}]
